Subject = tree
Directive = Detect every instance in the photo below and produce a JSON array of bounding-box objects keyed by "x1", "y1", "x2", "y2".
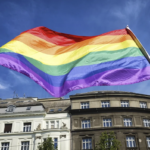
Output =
[
  {"x1": 94, "y1": 131, "x2": 121, "y2": 150},
  {"x1": 38, "y1": 137, "x2": 57, "y2": 150}
]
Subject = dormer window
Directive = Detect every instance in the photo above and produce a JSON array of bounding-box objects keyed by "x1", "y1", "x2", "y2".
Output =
[
  {"x1": 26, "y1": 106, "x2": 31, "y2": 110},
  {"x1": 16, "y1": 101, "x2": 23, "y2": 103},
  {"x1": 6, "y1": 105, "x2": 15, "y2": 112},
  {"x1": 58, "y1": 108, "x2": 62, "y2": 112}
]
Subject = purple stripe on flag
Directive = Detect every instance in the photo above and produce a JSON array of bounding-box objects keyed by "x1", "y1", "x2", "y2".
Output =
[{"x1": 1, "y1": 54, "x2": 150, "y2": 97}]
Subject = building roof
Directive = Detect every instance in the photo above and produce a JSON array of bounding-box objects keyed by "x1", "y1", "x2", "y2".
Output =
[
  {"x1": 38, "y1": 98, "x2": 70, "y2": 113},
  {"x1": 70, "y1": 91, "x2": 150, "y2": 99},
  {"x1": 0, "y1": 97, "x2": 42, "y2": 108}
]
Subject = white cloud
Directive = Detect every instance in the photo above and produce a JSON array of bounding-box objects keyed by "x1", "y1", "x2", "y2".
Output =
[
  {"x1": 111, "y1": 0, "x2": 147, "y2": 22},
  {"x1": 0, "y1": 84, "x2": 7, "y2": 89}
]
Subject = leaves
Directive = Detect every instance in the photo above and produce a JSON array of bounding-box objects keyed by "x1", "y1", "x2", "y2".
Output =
[
  {"x1": 38, "y1": 137, "x2": 57, "y2": 150},
  {"x1": 94, "y1": 131, "x2": 121, "y2": 150}
]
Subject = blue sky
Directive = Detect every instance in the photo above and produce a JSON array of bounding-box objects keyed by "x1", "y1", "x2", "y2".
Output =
[{"x1": 0, "y1": 0, "x2": 150, "y2": 99}]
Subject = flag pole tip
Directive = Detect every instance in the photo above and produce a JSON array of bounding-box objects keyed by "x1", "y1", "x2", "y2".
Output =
[{"x1": 126, "y1": 25, "x2": 130, "y2": 29}]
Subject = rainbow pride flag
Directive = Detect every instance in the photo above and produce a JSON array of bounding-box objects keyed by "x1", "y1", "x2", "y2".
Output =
[{"x1": 0, "y1": 27, "x2": 150, "y2": 97}]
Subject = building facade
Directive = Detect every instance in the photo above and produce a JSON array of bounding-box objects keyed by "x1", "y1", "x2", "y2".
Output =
[
  {"x1": 0, "y1": 97, "x2": 70, "y2": 150},
  {"x1": 70, "y1": 91, "x2": 150, "y2": 150}
]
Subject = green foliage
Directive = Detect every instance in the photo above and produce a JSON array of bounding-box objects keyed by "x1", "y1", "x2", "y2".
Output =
[
  {"x1": 94, "y1": 131, "x2": 121, "y2": 150},
  {"x1": 38, "y1": 137, "x2": 57, "y2": 150}
]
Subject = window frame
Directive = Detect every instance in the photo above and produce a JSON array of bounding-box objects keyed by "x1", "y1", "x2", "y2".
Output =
[
  {"x1": 121, "y1": 101, "x2": 129, "y2": 107},
  {"x1": 101, "y1": 101, "x2": 110, "y2": 108},
  {"x1": 103, "y1": 118, "x2": 112, "y2": 127},
  {"x1": 81, "y1": 102, "x2": 89, "y2": 109},
  {"x1": 81, "y1": 119, "x2": 91, "y2": 129},
  {"x1": 50, "y1": 121, "x2": 55, "y2": 129},
  {"x1": 21, "y1": 141, "x2": 30, "y2": 150},
  {"x1": 140, "y1": 101, "x2": 147, "y2": 108},
  {"x1": 1, "y1": 142, "x2": 9, "y2": 150},
  {"x1": 123, "y1": 118, "x2": 132, "y2": 127},
  {"x1": 54, "y1": 138, "x2": 58, "y2": 149},
  {"x1": 6, "y1": 105, "x2": 15, "y2": 112},
  {"x1": 46, "y1": 121, "x2": 49, "y2": 129},
  {"x1": 146, "y1": 136, "x2": 150, "y2": 148},
  {"x1": 126, "y1": 136, "x2": 136, "y2": 148},
  {"x1": 143, "y1": 118, "x2": 150, "y2": 127},
  {"x1": 82, "y1": 138, "x2": 92, "y2": 150},
  {"x1": 23, "y1": 122, "x2": 31, "y2": 132},
  {"x1": 4, "y1": 123, "x2": 12, "y2": 133}
]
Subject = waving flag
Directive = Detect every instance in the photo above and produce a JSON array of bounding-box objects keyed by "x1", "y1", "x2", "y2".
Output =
[{"x1": 0, "y1": 26, "x2": 150, "y2": 97}]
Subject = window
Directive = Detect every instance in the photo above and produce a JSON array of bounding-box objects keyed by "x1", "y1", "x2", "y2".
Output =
[
  {"x1": 103, "y1": 119, "x2": 112, "y2": 127},
  {"x1": 54, "y1": 138, "x2": 58, "y2": 149},
  {"x1": 0, "y1": 102, "x2": 7, "y2": 104},
  {"x1": 147, "y1": 137, "x2": 150, "y2": 148},
  {"x1": 101, "y1": 101, "x2": 110, "y2": 108},
  {"x1": 124, "y1": 118, "x2": 132, "y2": 127},
  {"x1": 56, "y1": 121, "x2": 59, "y2": 128},
  {"x1": 4, "y1": 124, "x2": 12, "y2": 133},
  {"x1": 26, "y1": 106, "x2": 31, "y2": 110},
  {"x1": 23, "y1": 123, "x2": 31, "y2": 132},
  {"x1": 51, "y1": 121, "x2": 55, "y2": 129},
  {"x1": 6, "y1": 105, "x2": 15, "y2": 112},
  {"x1": 16, "y1": 101, "x2": 23, "y2": 103},
  {"x1": 140, "y1": 102, "x2": 147, "y2": 108},
  {"x1": 82, "y1": 138, "x2": 92, "y2": 149},
  {"x1": 81, "y1": 102, "x2": 89, "y2": 109},
  {"x1": 106, "y1": 138, "x2": 113, "y2": 148},
  {"x1": 143, "y1": 119, "x2": 150, "y2": 127},
  {"x1": 121, "y1": 101, "x2": 129, "y2": 107},
  {"x1": 58, "y1": 108, "x2": 62, "y2": 112},
  {"x1": 1, "y1": 142, "x2": 9, "y2": 150},
  {"x1": 46, "y1": 121, "x2": 49, "y2": 129},
  {"x1": 21, "y1": 141, "x2": 29, "y2": 150},
  {"x1": 49, "y1": 109, "x2": 54, "y2": 112},
  {"x1": 82, "y1": 120, "x2": 90, "y2": 128},
  {"x1": 126, "y1": 136, "x2": 136, "y2": 147}
]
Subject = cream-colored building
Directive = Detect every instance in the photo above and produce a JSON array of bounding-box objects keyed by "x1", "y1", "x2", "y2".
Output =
[{"x1": 0, "y1": 97, "x2": 70, "y2": 150}]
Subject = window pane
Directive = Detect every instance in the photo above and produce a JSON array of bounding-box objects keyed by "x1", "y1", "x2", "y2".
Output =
[
  {"x1": 4, "y1": 124, "x2": 12, "y2": 133},
  {"x1": 21, "y1": 141, "x2": 29, "y2": 150},
  {"x1": 1, "y1": 142, "x2": 9, "y2": 150},
  {"x1": 51, "y1": 121, "x2": 55, "y2": 128},
  {"x1": 82, "y1": 138, "x2": 92, "y2": 149},
  {"x1": 54, "y1": 138, "x2": 58, "y2": 149},
  {"x1": 102, "y1": 101, "x2": 110, "y2": 108},
  {"x1": 82, "y1": 120, "x2": 90, "y2": 129},
  {"x1": 121, "y1": 101, "x2": 129, "y2": 107},
  {"x1": 56, "y1": 121, "x2": 59, "y2": 128},
  {"x1": 147, "y1": 137, "x2": 150, "y2": 147},
  {"x1": 126, "y1": 136, "x2": 136, "y2": 147},
  {"x1": 103, "y1": 119, "x2": 112, "y2": 127},
  {"x1": 23, "y1": 123, "x2": 31, "y2": 132},
  {"x1": 81, "y1": 102, "x2": 89, "y2": 109},
  {"x1": 124, "y1": 118, "x2": 132, "y2": 127},
  {"x1": 46, "y1": 121, "x2": 49, "y2": 129},
  {"x1": 143, "y1": 119, "x2": 150, "y2": 127},
  {"x1": 140, "y1": 102, "x2": 147, "y2": 108}
]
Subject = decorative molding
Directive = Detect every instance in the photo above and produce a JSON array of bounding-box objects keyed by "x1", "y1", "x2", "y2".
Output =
[{"x1": 0, "y1": 112, "x2": 46, "y2": 118}]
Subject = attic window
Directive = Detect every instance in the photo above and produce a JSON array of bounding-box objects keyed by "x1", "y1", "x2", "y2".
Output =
[
  {"x1": 16, "y1": 101, "x2": 23, "y2": 103},
  {"x1": 58, "y1": 108, "x2": 62, "y2": 112},
  {"x1": 6, "y1": 105, "x2": 15, "y2": 112},
  {"x1": 49, "y1": 109, "x2": 54, "y2": 112},
  {"x1": 26, "y1": 106, "x2": 31, "y2": 110},
  {"x1": 0, "y1": 102, "x2": 7, "y2": 104}
]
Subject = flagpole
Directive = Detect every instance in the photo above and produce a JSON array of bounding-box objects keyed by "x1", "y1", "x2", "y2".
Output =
[{"x1": 126, "y1": 25, "x2": 150, "y2": 64}]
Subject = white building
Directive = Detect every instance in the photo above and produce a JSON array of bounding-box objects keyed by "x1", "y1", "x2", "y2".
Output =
[{"x1": 0, "y1": 97, "x2": 70, "y2": 150}]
